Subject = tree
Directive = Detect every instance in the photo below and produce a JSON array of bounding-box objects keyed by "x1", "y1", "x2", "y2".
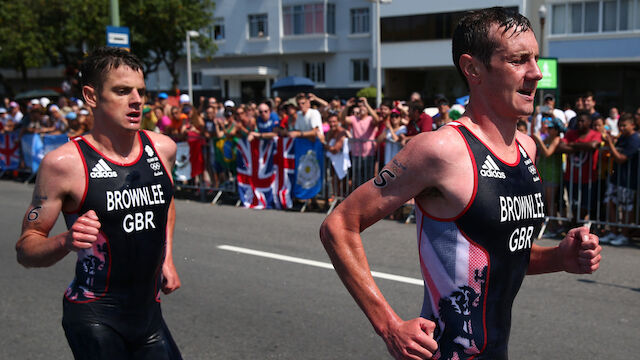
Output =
[{"x1": 122, "y1": 0, "x2": 216, "y2": 92}]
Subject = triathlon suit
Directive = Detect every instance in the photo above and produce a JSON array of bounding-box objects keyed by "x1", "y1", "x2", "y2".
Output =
[
  {"x1": 416, "y1": 122, "x2": 544, "y2": 360},
  {"x1": 62, "y1": 131, "x2": 181, "y2": 360}
]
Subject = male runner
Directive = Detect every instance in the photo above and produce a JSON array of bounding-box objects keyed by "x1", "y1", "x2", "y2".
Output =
[
  {"x1": 16, "y1": 47, "x2": 182, "y2": 359},
  {"x1": 319, "y1": 8, "x2": 601, "y2": 360}
]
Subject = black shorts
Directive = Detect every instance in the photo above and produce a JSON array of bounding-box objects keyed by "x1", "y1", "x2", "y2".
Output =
[{"x1": 62, "y1": 301, "x2": 182, "y2": 360}]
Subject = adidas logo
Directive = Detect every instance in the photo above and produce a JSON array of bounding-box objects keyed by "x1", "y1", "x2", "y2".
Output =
[
  {"x1": 480, "y1": 155, "x2": 506, "y2": 179},
  {"x1": 89, "y1": 159, "x2": 118, "y2": 178}
]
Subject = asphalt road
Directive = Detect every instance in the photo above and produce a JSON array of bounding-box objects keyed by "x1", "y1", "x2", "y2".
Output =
[{"x1": 1, "y1": 179, "x2": 638, "y2": 359}]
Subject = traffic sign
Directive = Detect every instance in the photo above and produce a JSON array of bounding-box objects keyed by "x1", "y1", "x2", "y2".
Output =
[{"x1": 106, "y1": 26, "x2": 130, "y2": 51}]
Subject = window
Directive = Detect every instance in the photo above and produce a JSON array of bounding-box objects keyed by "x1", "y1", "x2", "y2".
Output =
[
  {"x1": 193, "y1": 72, "x2": 202, "y2": 86},
  {"x1": 209, "y1": 18, "x2": 225, "y2": 40},
  {"x1": 327, "y1": 4, "x2": 336, "y2": 34},
  {"x1": 584, "y1": 1, "x2": 600, "y2": 32},
  {"x1": 248, "y1": 14, "x2": 268, "y2": 38},
  {"x1": 304, "y1": 61, "x2": 325, "y2": 83},
  {"x1": 283, "y1": 3, "x2": 327, "y2": 35},
  {"x1": 552, "y1": 0, "x2": 639, "y2": 35},
  {"x1": 552, "y1": 4, "x2": 567, "y2": 34},
  {"x1": 351, "y1": 8, "x2": 370, "y2": 34},
  {"x1": 570, "y1": 3, "x2": 583, "y2": 33},
  {"x1": 351, "y1": 59, "x2": 369, "y2": 82},
  {"x1": 603, "y1": 0, "x2": 617, "y2": 31}
]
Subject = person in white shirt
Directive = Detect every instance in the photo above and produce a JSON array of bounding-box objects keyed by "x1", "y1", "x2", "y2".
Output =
[
  {"x1": 534, "y1": 93, "x2": 566, "y2": 133},
  {"x1": 289, "y1": 93, "x2": 325, "y2": 143}
]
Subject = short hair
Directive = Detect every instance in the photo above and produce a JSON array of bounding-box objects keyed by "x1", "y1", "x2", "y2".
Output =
[
  {"x1": 516, "y1": 120, "x2": 528, "y2": 128},
  {"x1": 452, "y1": 7, "x2": 532, "y2": 87},
  {"x1": 79, "y1": 47, "x2": 144, "y2": 91},
  {"x1": 258, "y1": 101, "x2": 272, "y2": 110},
  {"x1": 408, "y1": 101, "x2": 424, "y2": 114},
  {"x1": 295, "y1": 93, "x2": 308, "y2": 101},
  {"x1": 380, "y1": 99, "x2": 393, "y2": 109},
  {"x1": 619, "y1": 113, "x2": 634, "y2": 125},
  {"x1": 583, "y1": 91, "x2": 595, "y2": 100}
]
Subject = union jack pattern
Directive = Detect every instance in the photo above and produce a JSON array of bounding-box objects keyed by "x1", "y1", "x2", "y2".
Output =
[{"x1": 0, "y1": 130, "x2": 20, "y2": 170}]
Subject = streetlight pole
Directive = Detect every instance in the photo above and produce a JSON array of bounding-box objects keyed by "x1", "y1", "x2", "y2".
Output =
[
  {"x1": 186, "y1": 30, "x2": 200, "y2": 104},
  {"x1": 369, "y1": 0, "x2": 391, "y2": 108}
]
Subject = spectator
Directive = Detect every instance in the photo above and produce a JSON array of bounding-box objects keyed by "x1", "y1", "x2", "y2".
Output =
[
  {"x1": 165, "y1": 106, "x2": 184, "y2": 141},
  {"x1": 66, "y1": 111, "x2": 84, "y2": 138},
  {"x1": 228, "y1": 104, "x2": 256, "y2": 139},
  {"x1": 377, "y1": 109, "x2": 406, "y2": 165},
  {"x1": 254, "y1": 101, "x2": 282, "y2": 140},
  {"x1": 402, "y1": 100, "x2": 433, "y2": 145},
  {"x1": 0, "y1": 107, "x2": 8, "y2": 129},
  {"x1": 558, "y1": 111, "x2": 602, "y2": 221},
  {"x1": 634, "y1": 106, "x2": 640, "y2": 131},
  {"x1": 324, "y1": 113, "x2": 351, "y2": 198},
  {"x1": 184, "y1": 109, "x2": 207, "y2": 191},
  {"x1": 583, "y1": 91, "x2": 601, "y2": 120},
  {"x1": 532, "y1": 117, "x2": 565, "y2": 237},
  {"x1": 409, "y1": 91, "x2": 422, "y2": 103},
  {"x1": 8, "y1": 101, "x2": 23, "y2": 127},
  {"x1": 156, "y1": 92, "x2": 171, "y2": 116},
  {"x1": 605, "y1": 107, "x2": 620, "y2": 138},
  {"x1": 600, "y1": 113, "x2": 640, "y2": 246},
  {"x1": 140, "y1": 105, "x2": 158, "y2": 132},
  {"x1": 534, "y1": 93, "x2": 567, "y2": 132},
  {"x1": 179, "y1": 94, "x2": 191, "y2": 111},
  {"x1": 78, "y1": 108, "x2": 93, "y2": 133},
  {"x1": 516, "y1": 119, "x2": 528, "y2": 134},
  {"x1": 591, "y1": 115, "x2": 614, "y2": 224},
  {"x1": 432, "y1": 95, "x2": 453, "y2": 130},
  {"x1": 340, "y1": 97, "x2": 380, "y2": 187},
  {"x1": 288, "y1": 93, "x2": 324, "y2": 143},
  {"x1": 154, "y1": 106, "x2": 171, "y2": 133}
]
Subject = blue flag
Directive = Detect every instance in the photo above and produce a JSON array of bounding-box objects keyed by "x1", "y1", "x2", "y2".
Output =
[{"x1": 293, "y1": 139, "x2": 324, "y2": 200}]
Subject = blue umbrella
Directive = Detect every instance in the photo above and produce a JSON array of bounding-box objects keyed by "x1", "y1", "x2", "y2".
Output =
[{"x1": 271, "y1": 76, "x2": 315, "y2": 92}]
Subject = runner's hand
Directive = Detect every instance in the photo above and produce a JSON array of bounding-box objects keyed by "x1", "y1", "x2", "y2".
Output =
[
  {"x1": 381, "y1": 317, "x2": 438, "y2": 359},
  {"x1": 558, "y1": 227, "x2": 601, "y2": 274},
  {"x1": 162, "y1": 259, "x2": 181, "y2": 294},
  {"x1": 64, "y1": 210, "x2": 101, "y2": 251}
]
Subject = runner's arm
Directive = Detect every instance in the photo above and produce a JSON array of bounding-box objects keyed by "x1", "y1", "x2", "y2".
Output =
[
  {"x1": 16, "y1": 151, "x2": 99, "y2": 267},
  {"x1": 320, "y1": 135, "x2": 440, "y2": 358}
]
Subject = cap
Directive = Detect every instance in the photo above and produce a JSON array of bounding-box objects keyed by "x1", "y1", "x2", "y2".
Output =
[
  {"x1": 179, "y1": 94, "x2": 190, "y2": 104},
  {"x1": 76, "y1": 99, "x2": 84, "y2": 107},
  {"x1": 143, "y1": 106, "x2": 152, "y2": 115},
  {"x1": 158, "y1": 92, "x2": 169, "y2": 100},
  {"x1": 79, "y1": 109, "x2": 90, "y2": 116},
  {"x1": 48, "y1": 105, "x2": 60, "y2": 112},
  {"x1": 0, "y1": 107, "x2": 7, "y2": 113},
  {"x1": 434, "y1": 94, "x2": 449, "y2": 105},
  {"x1": 9, "y1": 101, "x2": 18, "y2": 109},
  {"x1": 543, "y1": 93, "x2": 555, "y2": 101},
  {"x1": 40, "y1": 97, "x2": 51, "y2": 107},
  {"x1": 224, "y1": 100, "x2": 235, "y2": 108},
  {"x1": 65, "y1": 112, "x2": 77, "y2": 120},
  {"x1": 30, "y1": 99, "x2": 41, "y2": 105}
]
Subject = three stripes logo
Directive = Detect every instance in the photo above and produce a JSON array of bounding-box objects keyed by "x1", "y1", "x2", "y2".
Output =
[
  {"x1": 480, "y1": 155, "x2": 506, "y2": 179},
  {"x1": 89, "y1": 159, "x2": 118, "y2": 179}
]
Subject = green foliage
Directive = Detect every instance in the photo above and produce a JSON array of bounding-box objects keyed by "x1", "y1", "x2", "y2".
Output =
[
  {"x1": 356, "y1": 86, "x2": 381, "y2": 99},
  {"x1": 0, "y1": 0, "x2": 216, "y2": 92}
]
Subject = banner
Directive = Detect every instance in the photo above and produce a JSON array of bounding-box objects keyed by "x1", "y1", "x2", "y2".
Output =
[
  {"x1": 293, "y1": 139, "x2": 324, "y2": 200},
  {"x1": 21, "y1": 134, "x2": 43, "y2": 173},
  {"x1": 0, "y1": 131, "x2": 21, "y2": 171},
  {"x1": 174, "y1": 141, "x2": 192, "y2": 181},
  {"x1": 273, "y1": 137, "x2": 295, "y2": 209},
  {"x1": 236, "y1": 138, "x2": 277, "y2": 209}
]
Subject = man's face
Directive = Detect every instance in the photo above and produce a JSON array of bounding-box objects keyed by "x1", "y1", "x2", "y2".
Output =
[
  {"x1": 544, "y1": 98, "x2": 555, "y2": 109},
  {"x1": 91, "y1": 66, "x2": 145, "y2": 132},
  {"x1": 592, "y1": 119, "x2": 604, "y2": 134},
  {"x1": 257, "y1": 104, "x2": 270, "y2": 120},
  {"x1": 206, "y1": 107, "x2": 216, "y2": 119},
  {"x1": 328, "y1": 116, "x2": 339, "y2": 130},
  {"x1": 297, "y1": 98, "x2": 310, "y2": 112},
  {"x1": 619, "y1": 120, "x2": 634, "y2": 136},
  {"x1": 478, "y1": 26, "x2": 542, "y2": 119},
  {"x1": 577, "y1": 115, "x2": 591, "y2": 132},
  {"x1": 379, "y1": 105, "x2": 391, "y2": 118},
  {"x1": 584, "y1": 96, "x2": 595, "y2": 111}
]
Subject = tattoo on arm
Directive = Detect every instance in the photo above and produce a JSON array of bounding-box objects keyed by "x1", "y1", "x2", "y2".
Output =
[
  {"x1": 373, "y1": 169, "x2": 396, "y2": 188},
  {"x1": 27, "y1": 206, "x2": 42, "y2": 222}
]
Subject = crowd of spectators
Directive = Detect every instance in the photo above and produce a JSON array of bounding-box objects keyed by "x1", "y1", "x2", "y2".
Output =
[
  {"x1": 525, "y1": 92, "x2": 640, "y2": 246},
  {"x1": 3, "y1": 88, "x2": 640, "y2": 244}
]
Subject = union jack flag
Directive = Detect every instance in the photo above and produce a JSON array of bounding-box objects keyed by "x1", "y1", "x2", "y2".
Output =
[
  {"x1": 273, "y1": 137, "x2": 295, "y2": 209},
  {"x1": 236, "y1": 138, "x2": 277, "y2": 209},
  {"x1": 0, "y1": 130, "x2": 20, "y2": 171}
]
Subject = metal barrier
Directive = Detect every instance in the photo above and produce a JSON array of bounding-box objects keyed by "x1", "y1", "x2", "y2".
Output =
[{"x1": 540, "y1": 146, "x2": 640, "y2": 236}]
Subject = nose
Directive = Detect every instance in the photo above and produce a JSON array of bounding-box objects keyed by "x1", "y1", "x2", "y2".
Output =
[
  {"x1": 130, "y1": 90, "x2": 143, "y2": 109},
  {"x1": 529, "y1": 58, "x2": 543, "y2": 82}
]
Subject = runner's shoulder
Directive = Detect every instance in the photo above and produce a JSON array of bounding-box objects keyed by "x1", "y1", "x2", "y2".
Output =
[
  {"x1": 144, "y1": 131, "x2": 177, "y2": 155},
  {"x1": 515, "y1": 130, "x2": 536, "y2": 157},
  {"x1": 406, "y1": 125, "x2": 471, "y2": 164},
  {"x1": 39, "y1": 140, "x2": 83, "y2": 178}
]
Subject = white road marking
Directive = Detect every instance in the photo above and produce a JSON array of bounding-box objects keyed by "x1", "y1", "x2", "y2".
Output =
[{"x1": 218, "y1": 244, "x2": 424, "y2": 286}]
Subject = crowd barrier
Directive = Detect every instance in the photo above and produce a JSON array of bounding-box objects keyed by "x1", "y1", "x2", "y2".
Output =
[{"x1": 4, "y1": 130, "x2": 639, "y2": 237}]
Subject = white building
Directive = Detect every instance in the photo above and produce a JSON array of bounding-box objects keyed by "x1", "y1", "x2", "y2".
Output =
[{"x1": 147, "y1": 0, "x2": 384, "y2": 104}]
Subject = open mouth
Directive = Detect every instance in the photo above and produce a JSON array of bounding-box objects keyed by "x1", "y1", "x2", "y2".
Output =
[
  {"x1": 517, "y1": 88, "x2": 535, "y2": 97},
  {"x1": 126, "y1": 111, "x2": 141, "y2": 119}
]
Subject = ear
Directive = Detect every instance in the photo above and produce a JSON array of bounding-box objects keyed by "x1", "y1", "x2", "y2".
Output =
[
  {"x1": 459, "y1": 54, "x2": 482, "y2": 85},
  {"x1": 82, "y1": 85, "x2": 97, "y2": 108}
]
